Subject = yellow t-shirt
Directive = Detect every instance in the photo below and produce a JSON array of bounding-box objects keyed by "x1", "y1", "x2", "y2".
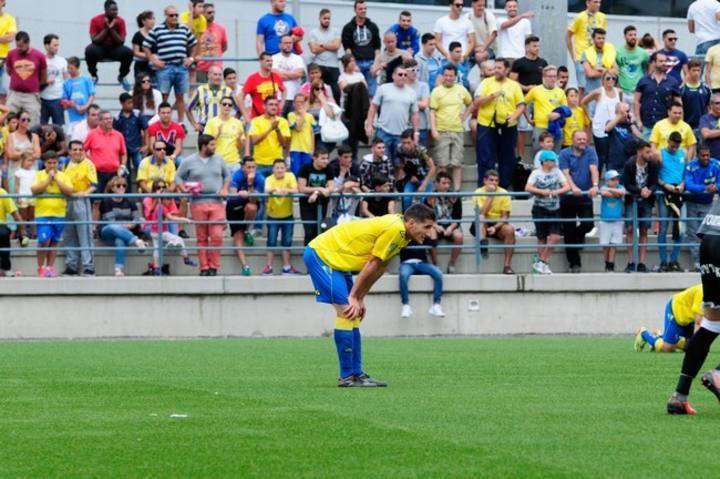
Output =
[
  {"x1": 472, "y1": 186, "x2": 512, "y2": 220},
  {"x1": 705, "y1": 44, "x2": 720, "y2": 90},
  {"x1": 250, "y1": 115, "x2": 291, "y2": 166},
  {"x1": 136, "y1": 156, "x2": 177, "y2": 188},
  {"x1": 33, "y1": 170, "x2": 71, "y2": 218},
  {"x1": 567, "y1": 10, "x2": 607, "y2": 61},
  {"x1": 264, "y1": 172, "x2": 297, "y2": 218},
  {"x1": 287, "y1": 112, "x2": 316, "y2": 154},
  {"x1": 429, "y1": 83, "x2": 472, "y2": 132},
  {"x1": 309, "y1": 214, "x2": 410, "y2": 272},
  {"x1": 180, "y1": 11, "x2": 207, "y2": 36},
  {"x1": 525, "y1": 86, "x2": 568, "y2": 129},
  {"x1": 64, "y1": 159, "x2": 98, "y2": 194},
  {"x1": 0, "y1": 14, "x2": 17, "y2": 59},
  {"x1": 649, "y1": 119, "x2": 697, "y2": 150},
  {"x1": 672, "y1": 284, "x2": 704, "y2": 326},
  {"x1": 474, "y1": 77, "x2": 525, "y2": 128},
  {"x1": 0, "y1": 188, "x2": 17, "y2": 221},
  {"x1": 562, "y1": 106, "x2": 590, "y2": 146},
  {"x1": 204, "y1": 116, "x2": 245, "y2": 166}
]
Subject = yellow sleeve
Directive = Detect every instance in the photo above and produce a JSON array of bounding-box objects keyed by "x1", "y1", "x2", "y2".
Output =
[
  {"x1": 86, "y1": 162, "x2": 98, "y2": 186},
  {"x1": 166, "y1": 161, "x2": 177, "y2": 184},
  {"x1": 287, "y1": 173, "x2": 298, "y2": 190},
  {"x1": 371, "y1": 227, "x2": 405, "y2": 262},
  {"x1": 649, "y1": 124, "x2": 661, "y2": 145},
  {"x1": 463, "y1": 87, "x2": 472, "y2": 105},
  {"x1": 524, "y1": 88, "x2": 536, "y2": 104},
  {"x1": 511, "y1": 82, "x2": 524, "y2": 106},
  {"x1": 568, "y1": 14, "x2": 580, "y2": 33},
  {"x1": 279, "y1": 119, "x2": 291, "y2": 138},
  {"x1": 559, "y1": 89, "x2": 568, "y2": 106},
  {"x1": 472, "y1": 188, "x2": 484, "y2": 208},
  {"x1": 499, "y1": 195, "x2": 512, "y2": 214},
  {"x1": 2, "y1": 196, "x2": 16, "y2": 215},
  {"x1": 600, "y1": 14, "x2": 607, "y2": 29},
  {"x1": 287, "y1": 112, "x2": 297, "y2": 126},
  {"x1": 429, "y1": 89, "x2": 439, "y2": 110},
  {"x1": 32, "y1": 171, "x2": 44, "y2": 188},
  {"x1": 136, "y1": 160, "x2": 149, "y2": 182},
  {"x1": 204, "y1": 118, "x2": 218, "y2": 137},
  {"x1": 686, "y1": 127, "x2": 697, "y2": 146},
  {"x1": 308, "y1": 114, "x2": 317, "y2": 127}
]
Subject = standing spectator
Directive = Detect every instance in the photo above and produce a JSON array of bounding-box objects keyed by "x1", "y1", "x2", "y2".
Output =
[
  {"x1": 84, "y1": 0, "x2": 133, "y2": 90},
  {"x1": 510, "y1": 36, "x2": 547, "y2": 158},
  {"x1": 371, "y1": 32, "x2": 408, "y2": 86},
  {"x1": 0, "y1": 185, "x2": 27, "y2": 276},
  {"x1": 434, "y1": 0, "x2": 475, "y2": 61},
  {"x1": 471, "y1": 169, "x2": 516, "y2": 274},
  {"x1": 558, "y1": 130, "x2": 600, "y2": 273},
  {"x1": 256, "y1": 0, "x2": 297, "y2": 56},
  {"x1": 113, "y1": 92, "x2": 147, "y2": 186},
  {"x1": 249, "y1": 96, "x2": 290, "y2": 179},
  {"x1": 525, "y1": 65, "x2": 568, "y2": 151},
  {"x1": 136, "y1": 140, "x2": 175, "y2": 194},
  {"x1": 557, "y1": 66, "x2": 570, "y2": 90},
  {"x1": 474, "y1": 58, "x2": 525, "y2": 189},
  {"x1": 397, "y1": 128, "x2": 436, "y2": 211},
  {"x1": 40, "y1": 34, "x2": 67, "y2": 127},
  {"x1": 342, "y1": 0, "x2": 381, "y2": 96},
  {"x1": 581, "y1": 28, "x2": 618, "y2": 96},
  {"x1": 262, "y1": 159, "x2": 300, "y2": 275},
  {"x1": 566, "y1": 0, "x2": 606, "y2": 94},
  {"x1": 699, "y1": 93, "x2": 720, "y2": 159},
  {"x1": 6, "y1": 111, "x2": 40, "y2": 194},
  {"x1": 497, "y1": 0, "x2": 533, "y2": 62},
  {"x1": 287, "y1": 93, "x2": 315, "y2": 176},
  {"x1": 640, "y1": 33, "x2": 659, "y2": 56},
  {"x1": 359, "y1": 138, "x2": 394, "y2": 191},
  {"x1": 467, "y1": 0, "x2": 497, "y2": 57},
  {"x1": 203, "y1": 95, "x2": 247, "y2": 170},
  {"x1": 272, "y1": 35, "x2": 306, "y2": 115},
  {"x1": 581, "y1": 71, "x2": 621, "y2": 173},
  {"x1": 69, "y1": 104, "x2": 100, "y2": 144},
  {"x1": 0, "y1": 0, "x2": 17, "y2": 103},
  {"x1": 429, "y1": 64, "x2": 473, "y2": 192},
  {"x1": 389, "y1": 11, "x2": 420, "y2": 56},
  {"x1": 616, "y1": 25, "x2": 649, "y2": 113},
  {"x1": 6, "y1": 31, "x2": 46, "y2": 127},
  {"x1": 649, "y1": 102, "x2": 697, "y2": 161},
  {"x1": 688, "y1": 0, "x2": 720, "y2": 57},
  {"x1": 195, "y1": 3, "x2": 228, "y2": 83},
  {"x1": 180, "y1": 0, "x2": 206, "y2": 37},
  {"x1": 227, "y1": 157, "x2": 264, "y2": 276},
  {"x1": 298, "y1": 148, "x2": 334, "y2": 245},
  {"x1": 146, "y1": 102, "x2": 186, "y2": 164},
  {"x1": 598, "y1": 169, "x2": 626, "y2": 272},
  {"x1": 131, "y1": 10, "x2": 155, "y2": 80},
  {"x1": 705, "y1": 41, "x2": 720, "y2": 92},
  {"x1": 187, "y1": 65, "x2": 233, "y2": 132},
  {"x1": 426, "y1": 171, "x2": 463, "y2": 274},
  {"x1": 562, "y1": 87, "x2": 591, "y2": 150},
  {"x1": 415, "y1": 33, "x2": 444, "y2": 88},
  {"x1": 680, "y1": 59, "x2": 711, "y2": 133},
  {"x1": 634, "y1": 51, "x2": 681, "y2": 139},
  {"x1": 132, "y1": 73, "x2": 162, "y2": 123},
  {"x1": 398, "y1": 237, "x2": 445, "y2": 319},
  {"x1": 656, "y1": 132, "x2": 686, "y2": 272},
  {"x1": 242, "y1": 52, "x2": 286, "y2": 118},
  {"x1": 366, "y1": 65, "x2": 419, "y2": 172},
  {"x1": 62, "y1": 140, "x2": 97, "y2": 276},
  {"x1": 14, "y1": 153, "x2": 36, "y2": 243},
  {"x1": 143, "y1": 6, "x2": 198, "y2": 123},
  {"x1": 622, "y1": 139, "x2": 658, "y2": 273},
  {"x1": 438, "y1": 42, "x2": 471, "y2": 91},
  {"x1": 405, "y1": 58, "x2": 431, "y2": 148},
  {"x1": 62, "y1": 57, "x2": 96, "y2": 139},
  {"x1": 309, "y1": 9, "x2": 342, "y2": 104},
  {"x1": 176, "y1": 134, "x2": 230, "y2": 276},
  {"x1": 684, "y1": 144, "x2": 720, "y2": 271},
  {"x1": 327, "y1": 145, "x2": 362, "y2": 221},
  {"x1": 659, "y1": 29, "x2": 689, "y2": 83},
  {"x1": 604, "y1": 102, "x2": 641, "y2": 173}
]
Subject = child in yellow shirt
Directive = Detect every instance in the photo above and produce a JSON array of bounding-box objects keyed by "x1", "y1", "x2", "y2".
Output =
[
  {"x1": 262, "y1": 159, "x2": 301, "y2": 275},
  {"x1": 287, "y1": 93, "x2": 316, "y2": 177}
]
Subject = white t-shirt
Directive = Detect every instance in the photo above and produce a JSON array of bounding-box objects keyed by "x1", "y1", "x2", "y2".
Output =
[
  {"x1": 338, "y1": 71, "x2": 365, "y2": 108},
  {"x1": 272, "y1": 52, "x2": 306, "y2": 102},
  {"x1": 433, "y1": 15, "x2": 474, "y2": 55},
  {"x1": 14, "y1": 168, "x2": 36, "y2": 197},
  {"x1": 688, "y1": 0, "x2": 720, "y2": 45},
  {"x1": 41, "y1": 55, "x2": 68, "y2": 101},
  {"x1": 498, "y1": 18, "x2": 532, "y2": 59},
  {"x1": 140, "y1": 89, "x2": 163, "y2": 117}
]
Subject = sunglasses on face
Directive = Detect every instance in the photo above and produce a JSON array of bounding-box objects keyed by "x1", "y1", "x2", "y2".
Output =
[
  {"x1": 396, "y1": 73, "x2": 407, "y2": 77},
  {"x1": 604, "y1": 76, "x2": 618, "y2": 81},
  {"x1": 155, "y1": 147, "x2": 166, "y2": 151},
  {"x1": 667, "y1": 37, "x2": 678, "y2": 41},
  {"x1": 453, "y1": 3, "x2": 463, "y2": 7},
  {"x1": 167, "y1": 13, "x2": 179, "y2": 17},
  {"x1": 115, "y1": 184, "x2": 127, "y2": 188},
  {"x1": 20, "y1": 118, "x2": 30, "y2": 122},
  {"x1": 141, "y1": 79, "x2": 151, "y2": 84},
  {"x1": 221, "y1": 102, "x2": 234, "y2": 107}
]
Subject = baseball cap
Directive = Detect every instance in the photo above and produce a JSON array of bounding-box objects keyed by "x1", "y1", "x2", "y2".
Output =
[
  {"x1": 538, "y1": 150, "x2": 558, "y2": 163},
  {"x1": 604, "y1": 169, "x2": 620, "y2": 181}
]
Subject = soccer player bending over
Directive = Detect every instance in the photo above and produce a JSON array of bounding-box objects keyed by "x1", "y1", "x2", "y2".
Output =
[
  {"x1": 304, "y1": 203, "x2": 436, "y2": 387},
  {"x1": 634, "y1": 284, "x2": 703, "y2": 353},
  {"x1": 667, "y1": 201, "x2": 720, "y2": 415}
]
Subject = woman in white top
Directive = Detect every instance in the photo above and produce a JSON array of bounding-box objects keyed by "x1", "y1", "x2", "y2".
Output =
[
  {"x1": 132, "y1": 73, "x2": 163, "y2": 123},
  {"x1": 6, "y1": 111, "x2": 41, "y2": 195},
  {"x1": 338, "y1": 54, "x2": 366, "y2": 109},
  {"x1": 582, "y1": 73, "x2": 621, "y2": 173}
]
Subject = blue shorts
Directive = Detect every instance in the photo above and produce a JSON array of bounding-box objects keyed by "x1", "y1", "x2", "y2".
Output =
[
  {"x1": 290, "y1": 151, "x2": 312, "y2": 177},
  {"x1": 662, "y1": 300, "x2": 695, "y2": 345},
  {"x1": 36, "y1": 216, "x2": 65, "y2": 244},
  {"x1": 304, "y1": 246, "x2": 353, "y2": 305},
  {"x1": 156, "y1": 64, "x2": 189, "y2": 95}
]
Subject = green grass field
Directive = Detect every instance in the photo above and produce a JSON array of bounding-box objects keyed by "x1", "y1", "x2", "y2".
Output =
[{"x1": 2, "y1": 337, "x2": 720, "y2": 478}]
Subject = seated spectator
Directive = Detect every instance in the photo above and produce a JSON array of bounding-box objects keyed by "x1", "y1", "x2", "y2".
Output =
[
  {"x1": 131, "y1": 10, "x2": 155, "y2": 80},
  {"x1": 327, "y1": 145, "x2": 362, "y2": 221},
  {"x1": 6, "y1": 31, "x2": 46, "y2": 127},
  {"x1": 84, "y1": 0, "x2": 133, "y2": 90},
  {"x1": 471, "y1": 169, "x2": 516, "y2": 274},
  {"x1": 6, "y1": 111, "x2": 41, "y2": 194},
  {"x1": 360, "y1": 174, "x2": 396, "y2": 218},
  {"x1": 187, "y1": 65, "x2": 234, "y2": 132},
  {"x1": 62, "y1": 57, "x2": 96, "y2": 139},
  {"x1": 599, "y1": 169, "x2": 625, "y2": 272},
  {"x1": 298, "y1": 148, "x2": 334, "y2": 245},
  {"x1": 685, "y1": 144, "x2": 720, "y2": 271},
  {"x1": 623, "y1": 139, "x2": 658, "y2": 273},
  {"x1": 14, "y1": 153, "x2": 36, "y2": 241},
  {"x1": 99, "y1": 175, "x2": 146, "y2": 276},
  {"x1": 262, "y1": 159, "x2": 300, "y2": 275},
  {"x1": 0, "y1": 185, "x2": 27, "y2": 276},
  {"x1": 146, "y1": 102, "x2": 186, "y2": 166},
  {"x1": 399, "y1": 237, "x2": 445, "y2": 319},
  {"x1": 359, "y1": 138, "x2": 394, "y2": 191},
  {"x1": 525, "y1": 151, "x2": 571, "y2": 275},
  {"x1": 396, "y1": 128, "x2": 436, "y2": 211},
  {"x1": 288, "y1": 93, "x2": 316, "y2": 176},
  {"x1": 132, "y1": 73, "x2": 162, "y2": 123},
  {"x1": 426, "y1": 172, "x2": 463, "y2": 274},
  {"x1": 69, "y1": 104, "x2": 101, "y2": 143},
  {"x1": 113, "y1": 92, "x2": 148, "y2": 188},
  {"x1": 227, "y1": 157, "x2": 265, "y2": 276},
  {"x1": 136, "y1": 140, "x2": 176, "y2": 194},
  {"x1": 656, "y1": 132, "x2": 686, "y2": 272}
]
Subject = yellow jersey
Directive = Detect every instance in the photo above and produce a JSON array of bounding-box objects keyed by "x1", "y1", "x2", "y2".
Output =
[
  {"x1": 136, "y1": 156, "x2": 177, "y2": 188},
  {"x1": 567, "y1": 10, "x2": 607, "y2": 61},
  {"x1": 249, "y1": 115, "x2": 291, "y2": 166},
  {"x1": 265, "y1": 172, "x2": 297, "y2": 218},
  {"x1": 475, "y1": 77, "x2": 525, "y2": 128},
  {"x1": 0, "y1": 188, "x2": 17, "y2": 221},
  {"x1": 309, "y1": 214, "x2": 410, "y2": 272},
  {"x1": 525, "y1": 86, "x2": 568, "y2": 129},
  {"x1": 649, "y1": 119, "x2": 697, "y2": 150},
  {"x1": 671, "y1": 284, "x2": 704, "y2": 326},
  {"x1": 472, "y1": 186, "x2": 512, "y2": 220},
  {"x1": 429, "y1": 83, "x2": 472, "y2": 132},
  {"x1": 0, "y1": 14, "x2": 17, "y2": 59},
  {"x1": 180, "y1": 11, "x2": 207, "y2": 36},
  {"x1": 64, "y1": 159, "x2": 98, "y2": 194},
  {"x1": 204, "y1": 116, "x2": 244, "y2": 166},
  {"x1": 562, "y1": 106, "x2": 590, "y2": 146},
  {"x1": 33, "y1": 170, "x2": 71, "y2": 218},
  {"x1": 287, "y1": 112, "x2": 316, "y2": 154}
]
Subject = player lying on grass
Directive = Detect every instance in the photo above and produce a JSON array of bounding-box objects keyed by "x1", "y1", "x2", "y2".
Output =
[
  {"x1": 304, "y1": 203, "x2": 436, "y2": 388},
  {"x1": 634, "y1": 284, "x2": 703, "y2": 353}
]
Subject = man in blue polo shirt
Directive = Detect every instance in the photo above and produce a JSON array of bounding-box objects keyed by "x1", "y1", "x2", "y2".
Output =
[
  {"x1": 699, "y1": 94, "x2": 720, "y2": 160},
  {"x1": 634, "y1": 51, "x2": 681, "y2": 139},
  {"x1": 684, "y1": 144, "x2": 720, "y2": 271}
]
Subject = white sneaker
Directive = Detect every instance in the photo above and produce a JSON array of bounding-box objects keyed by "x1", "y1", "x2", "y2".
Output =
[
  {"x1": 532, "y1": 261, "x2": 544, "y2": 274},
  {"x1": 428, "y1": 303, "x2": 446, "y2": 317},
  {"x1": 401, "y1": 304, "x2": 413, "y2": 318},
  {"x1": 541, "y1": 261, "x2": 553, "y2": 275},
  {"x1": 114, "y1": 267, "x2": 124, "y2": 277}
]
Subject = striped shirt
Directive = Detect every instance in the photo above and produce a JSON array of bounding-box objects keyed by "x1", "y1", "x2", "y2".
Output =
[
  {"x1": 187, "y1": 84, "x2": 234, "y2": 126},
  {"x1": 143, "y1": 22, "x2": 197, "y2": 64}
]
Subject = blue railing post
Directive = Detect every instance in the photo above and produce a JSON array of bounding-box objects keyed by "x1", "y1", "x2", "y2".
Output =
[{"x1": 631, "y1": 196, "x2": 639, "y2": 272}]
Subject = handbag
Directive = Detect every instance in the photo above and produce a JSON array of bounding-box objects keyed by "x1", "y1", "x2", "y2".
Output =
[{"x1": 319, "y1": 104, "x2": 349, "y2": 143}]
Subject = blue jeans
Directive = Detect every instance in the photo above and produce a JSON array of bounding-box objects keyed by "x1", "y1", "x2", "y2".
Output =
[
  {"x1": 696, "y1": 39, "x2": 720, "y2": 56},
  {"x1": 399, "y1": 261, "x2": 443, "y2": 305},
  {"x1": 100, "y1": 224, "x2": 139, "y2": 269},
  {"x1": 402, "y1": 179, "x2": 433, "y2": 211},
  {"x1": 356, "y1": 59, "x2": 377, "y2": 97},
  {"x1": 657, "y1": 198, "x2": 681, "y2": 264},
  {"x1": 267, "y1": 216, "x2": 294, "y2": 248},
  {"x1": 156, "y1": 63, "x2": 189, "y2": 95},
  {"x1": 375, "y1": 128, "x2": 402, "y2": 167},
  {"x1": 41, "y1": 98, "x2": 65, "y2": 125}
]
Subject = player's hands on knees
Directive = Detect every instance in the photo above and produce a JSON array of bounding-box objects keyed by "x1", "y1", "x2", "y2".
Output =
[{"x1": 344, "y1": 296, "x2": 365, "y2": 320}]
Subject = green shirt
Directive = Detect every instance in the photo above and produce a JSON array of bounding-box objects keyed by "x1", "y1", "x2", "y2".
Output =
[{"x1": 616, "y1": 46, "x2": 649, "y2": 92}]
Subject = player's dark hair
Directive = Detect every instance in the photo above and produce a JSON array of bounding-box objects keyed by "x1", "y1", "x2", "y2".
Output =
[
  {"x1": 371, "y1": 137, "x2": 385, "y2": 147},
  {"x1": 698, "y1": 143, "x2": 711, "y2": 153},
  {"x1": 421, "y1": 33, "x2": 435, "y2": 45},
  {"x1": 136, "y1": 10, "x2": 154, "y2": 28},
  {"x1": 634, "y1": 139, "x2": 650, "y2": 151},
  {"x1": 68, "y1": 140, "x2": 83, "y2": 149},
  {"x1": 15, "y1": 31, "x2": 30, "y2": 43},
  {"x1": 404, "y1": 203, "x2": 436, "y2": 223}
]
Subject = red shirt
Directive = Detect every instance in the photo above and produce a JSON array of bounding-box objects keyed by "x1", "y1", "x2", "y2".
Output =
[
  {"x1": 242, "y1": 71, "x2": 285, "y2": 117},
  {"x1": 147, "y1": 121, "x2": 186, "y2": 156},
  {"x1": 6, "y1": 48, "x2": 46, "y2": 93},
  {"x1": 196, "y1": 22, "x2": 228, "y2": 73},
  {"x1": 89, "y1": 14, "x2": 127, "y2": 47},
  {"x1": 143, "y1": 197, "x2": 179, "y2": 233},
  {"x1": 83, "y1": 127, "x2": 127, "y2": 173}
]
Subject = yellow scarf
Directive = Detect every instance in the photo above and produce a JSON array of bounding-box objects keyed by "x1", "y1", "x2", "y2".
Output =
[{"x1": 584, "y1": 43, "x2": 616, "y2": 70}]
